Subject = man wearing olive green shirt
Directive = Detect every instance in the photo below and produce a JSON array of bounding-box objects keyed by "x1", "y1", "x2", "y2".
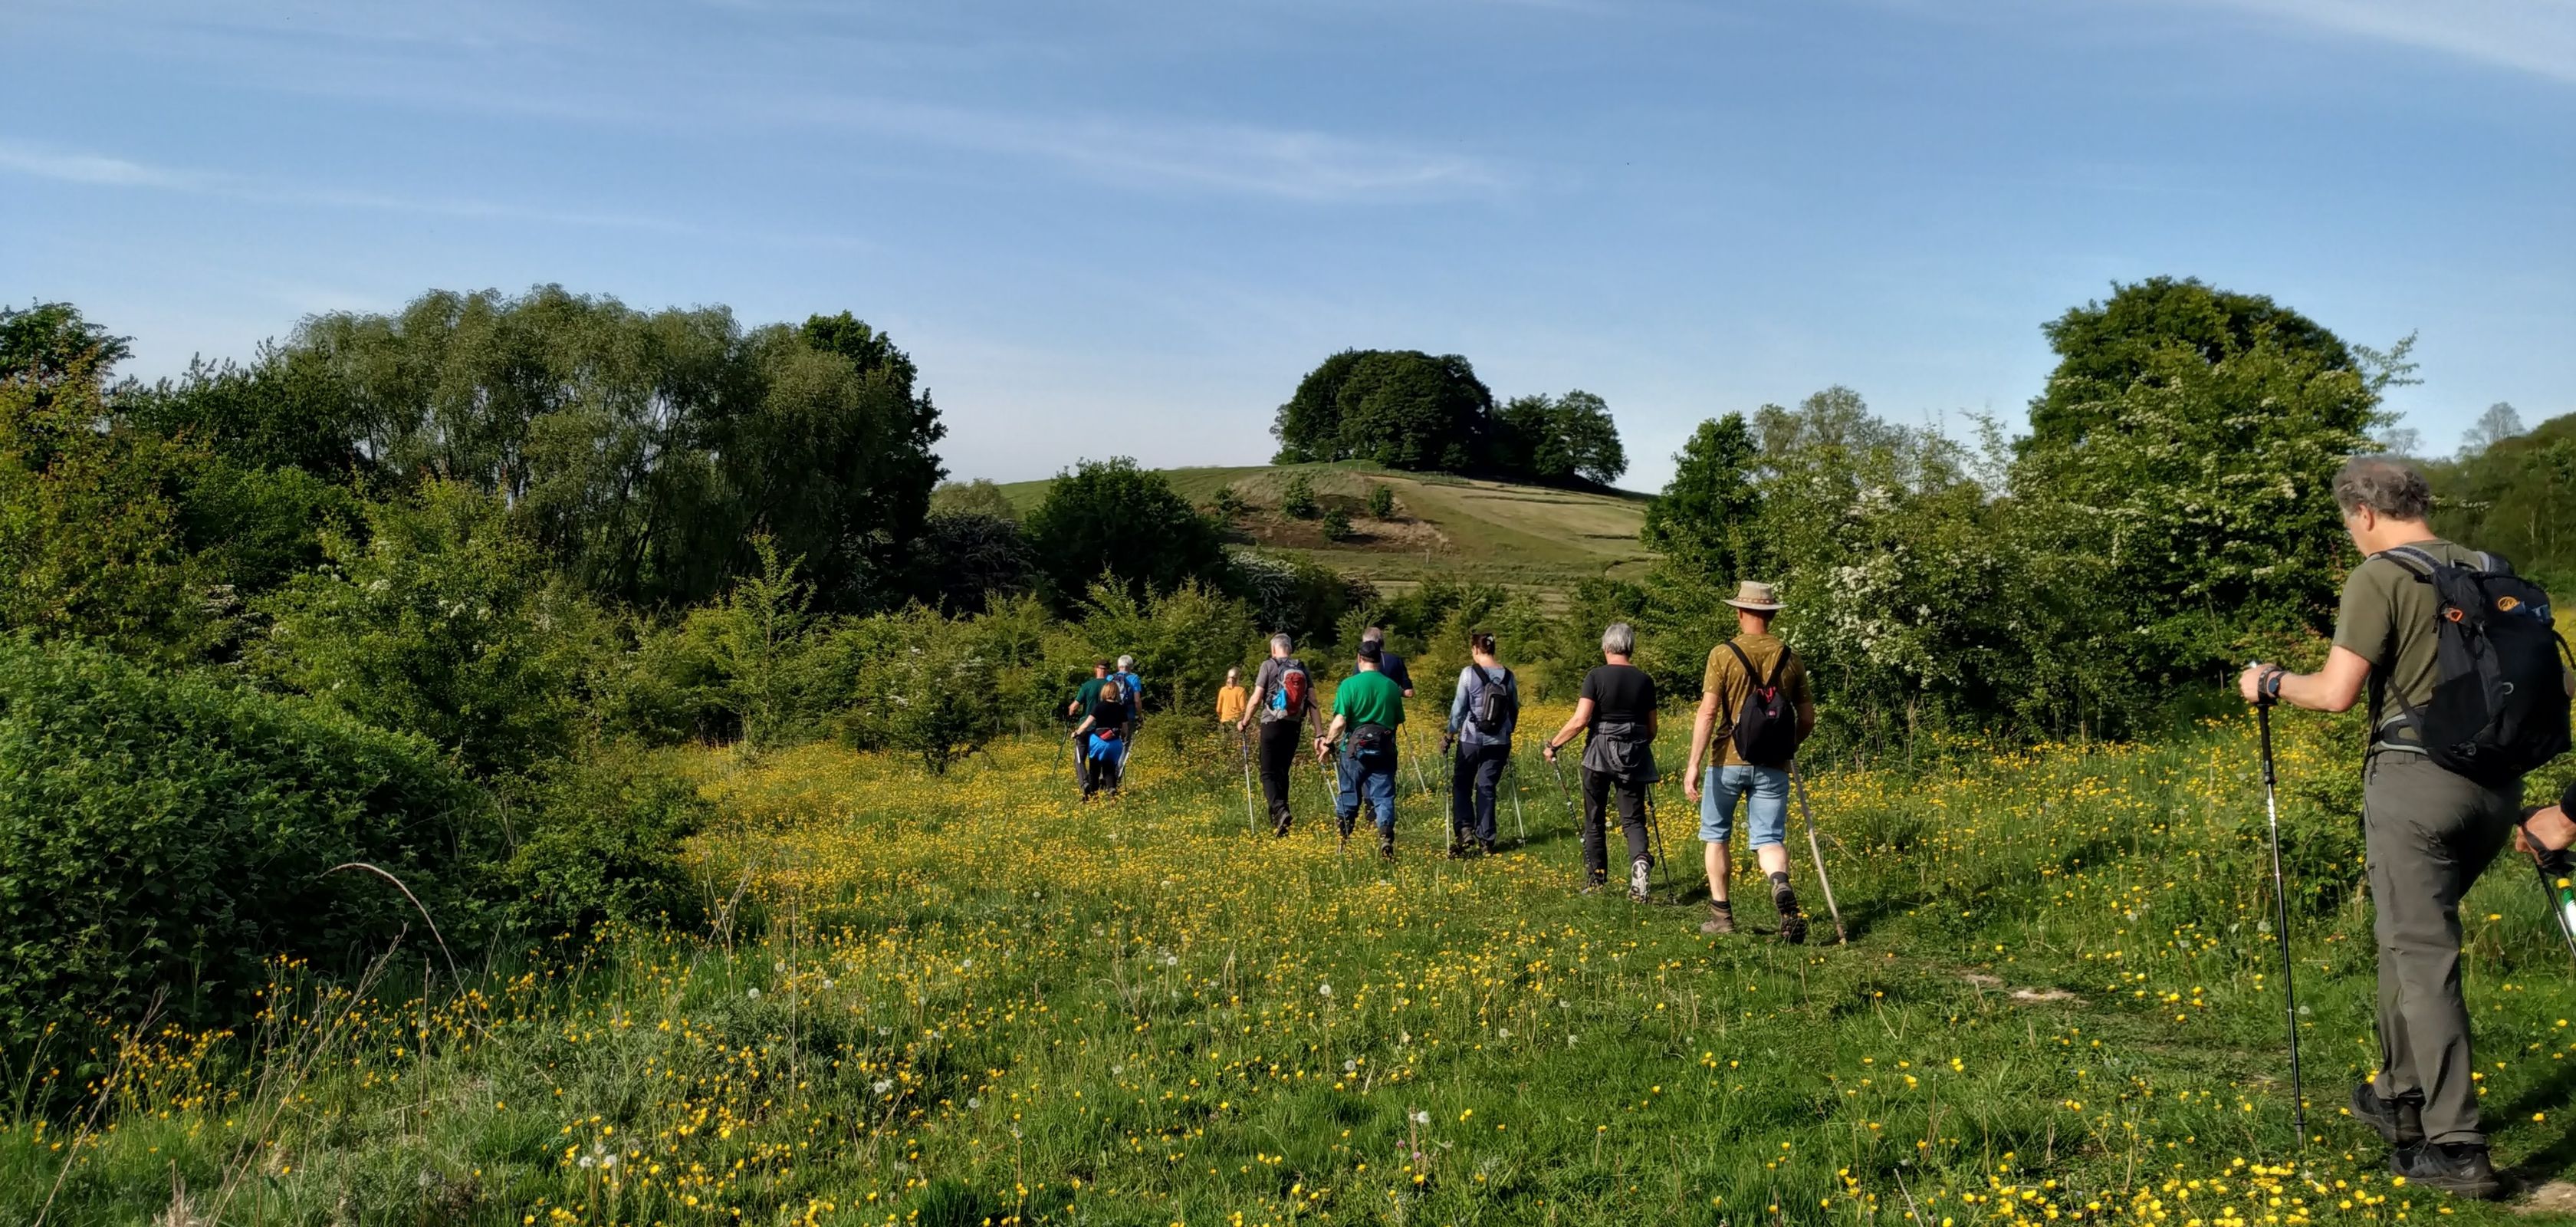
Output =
[{"x1": 2238, "y1": 456, "x2": 2515, "y2": 1199}]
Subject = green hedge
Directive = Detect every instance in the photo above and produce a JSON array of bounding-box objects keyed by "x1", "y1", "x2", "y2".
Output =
[{"x1": 0, "y1": 636, "x2": 497, "y2": 1038}]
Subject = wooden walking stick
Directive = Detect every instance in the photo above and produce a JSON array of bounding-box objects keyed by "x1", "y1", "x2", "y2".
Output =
[{"x1": 1788, "y1": 761, "x2": 1850, "y2": 945}]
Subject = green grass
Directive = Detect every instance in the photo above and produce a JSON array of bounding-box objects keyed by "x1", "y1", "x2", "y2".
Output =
[
  {"x1": 997, "y1": 462, "x2": 1658, "y2": 596},
  {"x1": 11, "y1": 704, "x2": 2576, "y2": 1225}
]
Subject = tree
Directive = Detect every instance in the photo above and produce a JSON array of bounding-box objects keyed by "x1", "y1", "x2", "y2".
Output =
[
  {"x1": 1, "y1": 301, "x2": 130, "y2": 387},
  {"x1": 2030, "y1": 277, "x2": 2354, "y2": 449},
  {"x1": 1280, "y1": 472, "x2": 1319, "y2": 518},
  {"x1": 1270, "y1": 350, "x2": 1496, "y2": 472},
  {"x1": 931, "y1": 478, "x2": 1020, "y2": 520},
  {"x1": 1024, "y1": 458, "x2": 1227, "y2": 604},
  {"x1": 1498, "y1": 390, "x2": 1627, "y2": 485},
  {"x1": 2458, "y1": 401, "x2": 2526, "y2": 459},
  {"x1": 194, "y1": 286, "x2": 945, "y2": 614},
  {"x1": 1366, "y1": 483, "x2": 1395, "y2": 518},
  {"x1": 1641, "y1": 413, "x2": 1763, "y2": 584},
  {"x1": 908, "y1": 511, "x2": 1043, "y2": 614}
]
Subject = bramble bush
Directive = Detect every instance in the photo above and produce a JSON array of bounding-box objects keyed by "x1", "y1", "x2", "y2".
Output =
[
  {"x1": 501, "y1": 742, "x2": 712, "y2": 935},
  {"x1": 0, "y1": 635, "x2": 495, "y2": 1040}
]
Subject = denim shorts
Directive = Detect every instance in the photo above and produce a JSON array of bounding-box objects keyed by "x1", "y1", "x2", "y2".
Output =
[{"x1": 1700, "y1": 764, "x2": 1790, "y2": 847}]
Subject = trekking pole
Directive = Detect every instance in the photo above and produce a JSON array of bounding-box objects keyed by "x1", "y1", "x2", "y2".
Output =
[
  {"x1": 1642, "y1": 784, "x2": 1675, "y2": 894},
  {"x1": 1507, "y1": 755, "x2": 1528, "y2": 847},
  {"x1": 2253, "y1": 689, "x2": 2308, "y2": 1147},
  {"x1": 1442, "y1": 738, "x2": 1458, "y2": 857},
  {"x1": 1238, "y1": 729, "x2": 1257, "y2": 835},
  {"x1": 2521, "y1": 826, "x2": 2576, "y2": 967},
  {"x1": 1788, "y1": 761, "x2": 1851, "y2": 946},
  {"x1": 1546, "y1": 752, "x2": 1586, "y2": 883}
]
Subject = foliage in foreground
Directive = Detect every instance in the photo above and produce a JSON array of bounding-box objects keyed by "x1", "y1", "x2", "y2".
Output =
[{"x1": 15, "y1": 709, "x2": 2576, "y2": 1225}]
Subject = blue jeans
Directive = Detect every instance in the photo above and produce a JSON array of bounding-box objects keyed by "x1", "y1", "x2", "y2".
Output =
[
  {"x1": 1700, "y1": 765, "x2": 1789, "y2": 848},
  {"x1": 1336, "y1": 749, "x2": 1398, "y2": 834}
]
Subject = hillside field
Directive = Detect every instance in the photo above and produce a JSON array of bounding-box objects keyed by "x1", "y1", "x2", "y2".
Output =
[
  {"x1": 17, "y1": 699, "x2": 2576, "y2": 1224},
  {"x1": 996, "y1": 463, "x2": 1657, "y2": 596}
]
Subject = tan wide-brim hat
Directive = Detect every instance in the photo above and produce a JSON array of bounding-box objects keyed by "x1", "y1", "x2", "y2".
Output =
[{"x1": 1722, "y1": 581, "x2": 1783, "y2": 612}]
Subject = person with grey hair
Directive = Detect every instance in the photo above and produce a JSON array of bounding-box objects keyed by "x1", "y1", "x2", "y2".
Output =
[
  {"x1": 1111, "y1": 654, "x2": 1144, "y2": 725},
  {"x1": 1240, "y1": 632, "x2": 1321, "y2": 837},
  {"x1": 1542, "y1": 622, "x2": 1661, "y2": 898},
  {"x1": 2236, "y1": 455, "x2": 2518, "y2": 1199}
]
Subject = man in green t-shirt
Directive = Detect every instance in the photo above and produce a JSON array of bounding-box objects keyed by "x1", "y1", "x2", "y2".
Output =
[
  {"x1": 2238, "y1": 457, "x2": 2517, "y2": 1199},
  {"x1": 1316, "y1": 640, "x2": 1406, "y2": 858},
  {"x1": 1067, "y1": 660, "x2": 1110, "y2": 722}
]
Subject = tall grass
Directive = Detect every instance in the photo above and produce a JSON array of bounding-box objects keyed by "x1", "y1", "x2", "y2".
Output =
[{"x1": 9, "y1": 706, "x2": 2574, "y2": 1225}]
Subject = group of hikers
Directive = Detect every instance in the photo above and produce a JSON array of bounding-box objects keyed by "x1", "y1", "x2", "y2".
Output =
[
  {"x1": 1056, "y1": 454, "x2": 2576, "y2": 1201},
  {"x1": 1192, "y1": 581, "x2": 1819, "y2": 942}
]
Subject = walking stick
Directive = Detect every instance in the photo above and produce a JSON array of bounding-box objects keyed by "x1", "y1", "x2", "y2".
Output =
[
  {"x1": 1788, "y1": 762, "x2": 1850, "y2": 945},
  {"x1": 1238, "y1": 728, "x2": 1257, "y2": 834},
  {"x1": 1443, "y1": 738, "x2": 1459, "y2": 857},
  {"x1": 2518, "y1": 817, "x2": 2576, "y2": 965},
  {"x1": 1507, "y1": 755, "x2": 1528, "y2": 847},
  {"x1": 2253, "y1": 692, "x2": 2308, "y2": 1146},
  {"x1": 1546, "y1": 752, "x2": 1589, "y2": 883},
  {"x1": 1642, "y1": 784, "x2": 1675, "y2": 894}
]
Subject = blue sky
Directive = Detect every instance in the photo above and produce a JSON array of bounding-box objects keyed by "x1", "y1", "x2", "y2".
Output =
[{"x1": 5, "y1": 0, "x2": 2570, "y2": 491}]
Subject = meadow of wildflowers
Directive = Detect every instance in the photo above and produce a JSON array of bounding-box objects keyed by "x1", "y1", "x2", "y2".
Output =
[{"x1": 10, "y1": 705, "x2": 2576, "y2": 1225}]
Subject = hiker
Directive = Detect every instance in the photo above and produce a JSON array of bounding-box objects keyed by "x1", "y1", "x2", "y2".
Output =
[
  {"x1": 1681, "y1": 581, "x2": 1817, "y2": 942},
  {"x1": 2237, "y1": 456, "x2": 2549, "y2": 1199},
  {"x1": 1240, "y1": 633, "x2": 1322, "y2": 836},
  {"x1": 1066, "y1": 660, "x2": 1110, "y2": 738},
  {"x1": 1069, "y1": 678, "x2": 1131, "y2": 801},
  {"x1": 1112, "y1": 655, "x2": 1145, "y2": 724},
  {"x1": 1360, "y1": 626, "x2": 1415, "y2": 697},
  {"x1": 1216, "y1": 666, "x2": 1248, "y2": 729},
  {"x1": 1444, "y1": 630, "x2": 1519, "y2": 857},
  {"x1": 1542, "y1": 622, "x2": 1660, "y2": 899},
  {"x1": 1317, "y1": 638, "x2": 1407, "y2": 858}
]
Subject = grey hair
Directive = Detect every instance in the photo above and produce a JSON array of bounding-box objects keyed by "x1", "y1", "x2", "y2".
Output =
[
  {"x1": 1269, "y1": 632, "x2": 1293, "y2": 653},
  {"x1": 1116, "y1": 655, "x2": 1135, "y2": 671},
  {"x1": 1601, "y1": 621, "x2": 1636, "y2": 656},
  {"x1": 2334, "y1": 456, "x2": 2433, "y2": 521},
  {"x1": 1359, "y1": 626, "x2": 1385, "y2": 643}
]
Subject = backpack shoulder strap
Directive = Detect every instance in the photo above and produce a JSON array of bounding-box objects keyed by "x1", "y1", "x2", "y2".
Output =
[
  {"x1": 1721, "y1": 640, "x2": 1757, "y2": 687},
  {"x1": 1762, "y1": 643, "x2": 1792, "y2": 689},
  {"x1": 2380, "y1": 545, "x2": 2441, "y2": 578}
]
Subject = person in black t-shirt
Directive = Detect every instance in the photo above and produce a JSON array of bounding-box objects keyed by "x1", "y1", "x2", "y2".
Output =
[
  {"x1": 1070, "y1": 679, "x2": 1132, "y2": 800},
  {"x1": 1542, "y1": 622, "x2": 1661, "y2": 899}
]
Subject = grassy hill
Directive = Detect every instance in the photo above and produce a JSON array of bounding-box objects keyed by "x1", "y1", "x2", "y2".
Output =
[{"x1": 996, "y1": 462, "x2": 1657, "y2": 596}]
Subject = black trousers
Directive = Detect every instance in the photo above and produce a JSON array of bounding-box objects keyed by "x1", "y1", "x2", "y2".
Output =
[
  {"x1": 1257, "y1": 719, "x2": 1303, "y2": 824},
  {"x1": 1580, "y1": 766, "x2": 1651, "y2": 880},
  {"x1": 1451, "y1": 741, "x2": 1510, "y2": 844}
]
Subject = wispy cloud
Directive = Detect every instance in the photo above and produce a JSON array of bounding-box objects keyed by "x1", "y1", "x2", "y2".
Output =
[
  {"x1": 2177, "y1": 0, "x2": 2576, "y2": 84},
  {"x1": 0, "y1": 137, "x2": 872, "y2": 249},
  {"x1": 804, "y1": 99, "x2": 1510, "y2": 202}
]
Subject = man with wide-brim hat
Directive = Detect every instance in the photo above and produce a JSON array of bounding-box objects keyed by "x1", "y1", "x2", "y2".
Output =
[{"x1": 1683, "y1": 581, "x2": 1815, "y2": 940}]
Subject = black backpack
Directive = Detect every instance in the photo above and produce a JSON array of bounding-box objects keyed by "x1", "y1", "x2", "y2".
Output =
[
  {"x1": 1721, "y1": 640, "x2": 1800, "y2": 768},
  {"x1": 1467, "y1": 665, "x2": 1516, "y2": 736},
  {"x1": 2380, "y1": 546, "x2": 2572, "y2": 784}
]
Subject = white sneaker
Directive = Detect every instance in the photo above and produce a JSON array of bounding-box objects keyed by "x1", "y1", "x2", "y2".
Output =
[{"x1": 1628, "y1": 859, "x2": 1651, "y2": 901}]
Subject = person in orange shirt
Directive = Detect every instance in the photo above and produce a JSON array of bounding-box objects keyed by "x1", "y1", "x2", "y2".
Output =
[{"x1": 1215, "y1": 666, "x2": 1247, "y2": 726}]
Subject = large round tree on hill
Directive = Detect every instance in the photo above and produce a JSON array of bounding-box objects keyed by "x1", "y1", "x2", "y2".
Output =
[
  {"x1": 1024, "y1": 457, "x2": 1227, "y2": 604},
  {"x1": 1271, "y1": 349, "x2": 1496, "y2": 472}
]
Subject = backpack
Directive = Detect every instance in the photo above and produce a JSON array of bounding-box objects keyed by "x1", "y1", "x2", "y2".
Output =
[
  {"x1": 2378, "y1": 547, "x2": 2572, "y2": 784},
  {"x1": 1265, "y1": 659, "x2": 1311, "y2": 722},
  {"x1": 1721, "y1": 640, "x2": 1800, "y2": 768},
  {"x1": 1467, "y1": 665, "x2": 1516, "y2": 737}
]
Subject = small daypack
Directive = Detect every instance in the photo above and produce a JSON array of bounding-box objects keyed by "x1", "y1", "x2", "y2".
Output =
[
  {"x1": 1265, "y1": 659, "x2": 1311, "y2": 722},
  {"x1": 2378, "y1": 546, "x2": 2572, "y2": 784},
  {"x1": 1467, "y1": 665, "x2": 1516, "y2": 736},
  {"x1": 1721, "y1": 640, "x2": 1800, "y2": 768}
]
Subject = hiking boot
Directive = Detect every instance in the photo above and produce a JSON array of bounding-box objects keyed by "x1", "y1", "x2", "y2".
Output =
[
  {"x1": 2390, "y1": 1142, "x2": 2502, "y2": 1199},
  {"x1": 1446, "y1": 840, "x2": 1470, "y2": 860},
  {"x1": 1272, "y1": 814, "x2": 1293, "y2": 838},
  {"x1": 1478, "y1": 838, "x2": 1497, "y2": 857},
  {"x1": 1700, "y1": 901, "x2": 1736, "y2": 936},
  {"x1": 1579, "y1": 874, "x2": 1607, "y2": 896},
  {"x1": 1378, "y1": 831, "x2": 1397, "y2": 860},
  {"x1": 1774, "y1": 881, "x2": 1807, "y2": 945},
  {"x1": 2351, "y1": 1083, "x2": 2424, "y2": 1148},
  {"x1": 1628, "y1": 859, "x2": 1652, "y2": 901}
]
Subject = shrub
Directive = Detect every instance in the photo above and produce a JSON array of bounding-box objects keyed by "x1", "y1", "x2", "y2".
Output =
[
  {"x1": 1280, "y1": 473, "x2": 1319, "y2": 519},
  {"x1": 0, "y1": 635, "x2": 495, "y2": 1038},
  {"x1": 501, "y1": 743, "x2": 711, "y2": 935},
  {"x1": 849, "y1": 607, "x2": 1006, "y2": 774},
  {"x1": 253, "y1": 481, "x2": 611, "y2": 778},
  {"x1": 1365, "y1": 483, "x2": 1395, "y2": 519},
  {"x1": 1320, "y1": 507, "x2": 1353, "y2": 541},
  {"x1": 1212, "y1": 484, "x2": 1250, "y2": 519}
]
